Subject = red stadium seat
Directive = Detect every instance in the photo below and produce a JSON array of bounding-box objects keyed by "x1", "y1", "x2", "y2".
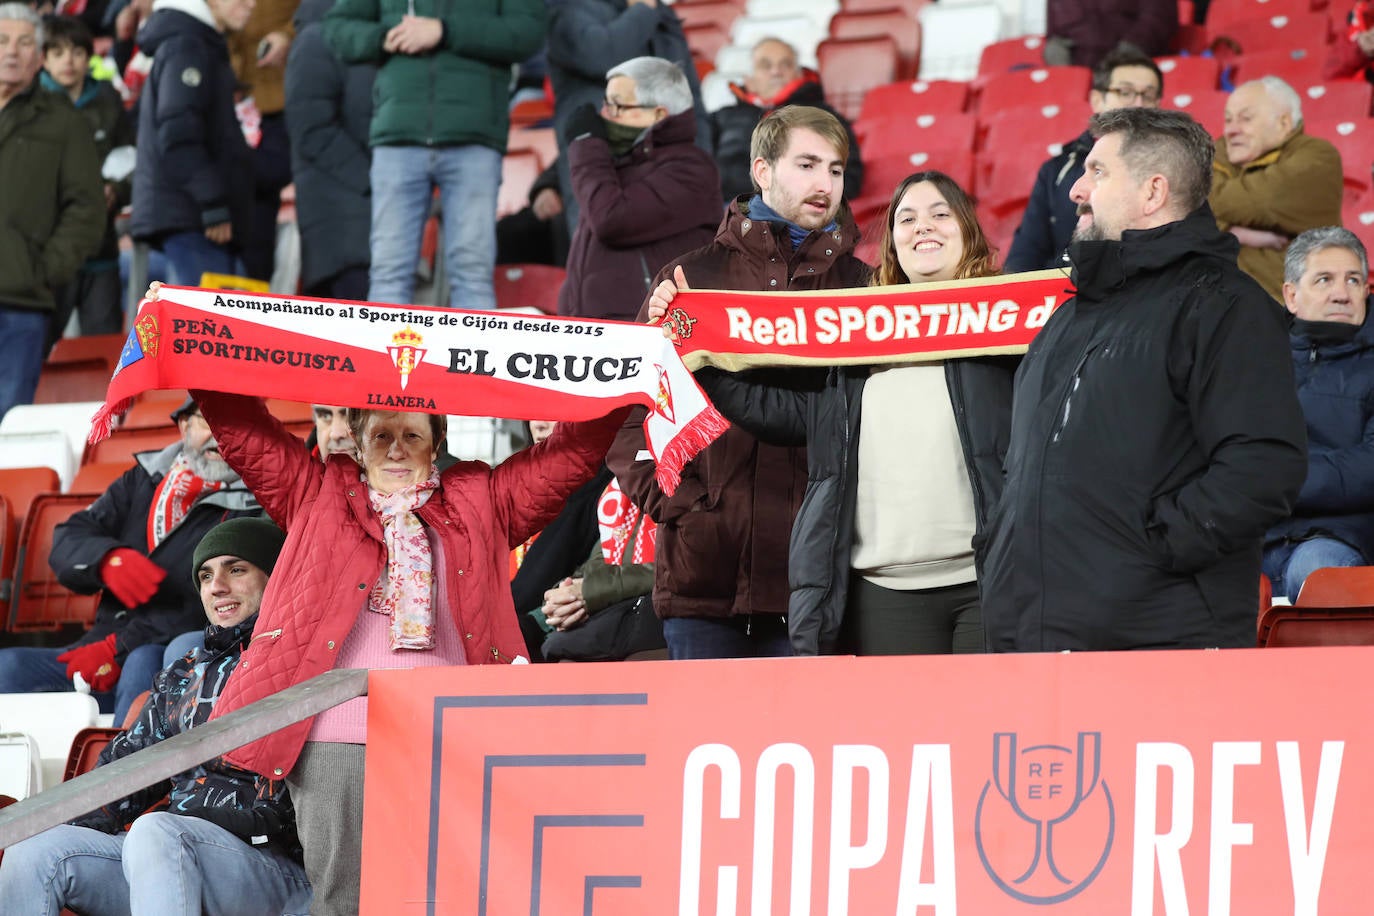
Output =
[
  {"x1": 1165, "y1": 88, "x2": 1230, "y2": 137},
  {"x1": 858, "y1": 78, "x2": 970, "y2": 122},
  {"x1": 683, "y1": 22, "x2": 731, "y2": 64},
  {"x1": 1228, "y1": 47, "x2": 1327, "y2": 86},
  {"x1": 1342, "y1": 192, "x2": 1374, "y2": 257},
  {"x1": 70, "y1": 461, "x2": 128, "y2": 495},
  {"x1": 506, "y1": 127, "x2": 558, "y2": 171},
  {"x1": 858, "y1": 111, "x2": 977, "y2": 162},
  {"x1": 1154, "y1": 55, "x2": 1222, "y2": 97},
  {"x1": 817, "y1": 35, "x2": 900, "y2": 120},
  {"x1": 1301, "y1": 79, "x2": 1374, "y2": 121},
  {"x1": 674, "y1": 0, "x2": 745, "y2": 31},
  {"x1": 1295, "y1": 566, "x2": 1374, "y2": 607},
  {"x1": 1307, "y1": 116, "x2": 1374, "y2": 201},
  {"x1": 81, "y1": 425, "x2": 180, "y2": 467},
  {"x1": 1207, "y1": 0, "x2": 1322, "y2": 31},
  {"x1": 0, "y1": 466, "x2": 60, "y2": 616},
  {"x1": 975, "y1": 66, "x2": 1092, "y2": 123},
  {"x1": 63, "y1": 726, "x2": 121, "y2": 782},
  {"x1": 829, "y1": 8, "x2": 922, "y2": 79},
  {"x1": 34, "y1": 360, "x2": 110, "y2": 404},
  {"x1": 977, "y1": 35, "x2": 1047, "y2": 76},
  {"x1": 977, "y1": 101, "x2": 1092, "y2": 187},
  {"x1": 840, "y1": 0, "x2": 929, "y2": 14},
  {"x1": 1210, "y1": 12, "x2": 1332, "y2": 55},
  {"x1": 494, "y1": 264, "x2": 566, "y2": 315},
  {"x1": 9, "y1": 493, "x2": 102, "y2": 632},
  {"x1": 497, "y1": 150, "x2": 542, "y2": 221},
  {"x1": 47, "y1": 334, "x2": 125, "y2": 374},
  {"x1": 857, "y1": 149, "x2": 977, "y2": 212},
  {"x1": 1259, "y1": 605, "x2": 1374, "y2": 647}
]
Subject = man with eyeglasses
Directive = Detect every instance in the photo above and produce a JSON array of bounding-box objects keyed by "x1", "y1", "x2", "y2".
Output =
[
  {"x1": 0, "y1": 396, "x2": 261, "y2": 723},
  {"x1": 557, "y1": 55, "x2": 720, "y2": 322},
  {"x1": 1210, "y1": 77, "x2": 1343, "y2": 301},
  {"x1": 1004, "y1": 48, "x2": 1163, "y2": 273}
]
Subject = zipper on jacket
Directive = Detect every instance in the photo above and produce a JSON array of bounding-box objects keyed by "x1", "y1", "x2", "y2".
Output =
[
  {"x1": 250, "y1": 628, "x2": 282, "y2": 643},
  {"x1": 1050, "y1": 344, "x2": 1098, "y2": 444}
]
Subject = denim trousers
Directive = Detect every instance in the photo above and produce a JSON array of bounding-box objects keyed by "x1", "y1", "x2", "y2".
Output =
[
  {"x1": 1262, "y1": 537, "x2": 1366, "y2": 603},
  {"x1": 368, "y1": 143, "x2": 501, "y2": 310},
  {"x1": 662, "y1": 616, "x2": 792, "y2": 660},
  {"x1": 160, "y1": 231, "x2": 240, "y2": 288},
  {"x1": 0, "y1": 306, "x2": 49, "y2": 422},
  {"x1": 0, "y1": 813, "x2": 311, "y2": 916},
  {"x1": 0, "y1": 642, "x2": 166, "y2": 725}
]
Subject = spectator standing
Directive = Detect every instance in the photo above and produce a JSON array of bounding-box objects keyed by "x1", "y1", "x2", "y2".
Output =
[
  {"x1": 0, "y1": 3, "x2": 103, "y2": 418},
  {"x1": 546, "y1": 0, "x2": 707, "y2": 235},
  {"x1": 0, "y1": 397, "x2": 261, "y2": 722},
  {"x1": 1211, "y1": 77, "x2": 1344, "y2": 301},
  {"x1": 227, "y1": 0, "x2": 297, "y2": 282},
  {"x1": 1325, "y1": 0, "x2": 1374, "y2": 83},
  {"x1": 324, "y1": 0, "x2": 545, "y2": 310},
  {"x1": 0, "y1": 518, "x2": 312, "y2": 916},
  {"x1": 40, "y1": 15, "x2": 134, "y2": 337},
  {"x1": 284, "y1": 0, "x2": 374, "y2": 301},
  {"x1": 682, "y1": 172, "x2": 1012, "y2": 656},
  {"x1": 606, "y1": 105, "x2": 870, "y2": 660},
  {"x1": 1004, "y1": 48, "x2": 1162, "y2": 273},
  {"x1": 711, "y1": 37, "x2": 862, "y2": 204},
  {"x1": 1264, "y1": 227, "x2": 1374, "y2": 602},
  {"x1": 982, "y1": 108, "x2": 1308, "y2": 651},
  {"x1": 557, "y1": 55, "x2": 720, "y2": 322},
  {"x1": 129, "y1": 0, "x2": 256, "y2": 286}
]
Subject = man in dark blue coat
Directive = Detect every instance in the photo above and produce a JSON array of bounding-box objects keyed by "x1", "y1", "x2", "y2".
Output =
[
  {"x1": 1003, "y1": 48, "x2": 1163, "y2": 273},
  {"x1": 129, "y1": 0, "x2": 255, "y2": 286},
  {"x1": 1264, "y1": 227, "x2": 1374, "y2": 602}
]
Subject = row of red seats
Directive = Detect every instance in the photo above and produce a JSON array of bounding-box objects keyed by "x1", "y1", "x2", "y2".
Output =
[{"x1": 1258, "y1": 566, "x2": 1374, "y2": 647}]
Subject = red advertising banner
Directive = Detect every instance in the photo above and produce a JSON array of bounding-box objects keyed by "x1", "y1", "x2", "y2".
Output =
[{"x1": 361, "y1": 649, "x2": 1369, "y2": 914}]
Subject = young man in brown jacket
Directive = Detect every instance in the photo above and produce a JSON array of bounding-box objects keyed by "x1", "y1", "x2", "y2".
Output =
[{"x1": 606, "y1": 105, "x2": 871, "y2": 659}]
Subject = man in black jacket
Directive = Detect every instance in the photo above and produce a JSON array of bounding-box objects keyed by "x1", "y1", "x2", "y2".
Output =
[
  {"x1": 981, "y1": 107, "x2": 1308, "y2": 651},
  {"x1": 710, "y1": 37, "x2": 863, "y2": 204},
  {"x1": 0, "y1": 518, "x2": 312, "y2": 916},
  {"x1": 0, "y1": 397, "x2": 260, "y2": 723}
]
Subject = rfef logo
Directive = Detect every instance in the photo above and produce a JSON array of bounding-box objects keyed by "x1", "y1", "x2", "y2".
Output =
[{"x1": 975, "y1": 732, "x2": 1114, "y2": 905}]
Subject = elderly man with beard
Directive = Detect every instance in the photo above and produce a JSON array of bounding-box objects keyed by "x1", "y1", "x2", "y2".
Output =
[{"x1": 0, "y1": 397, "x2": 261, "y2": 723}]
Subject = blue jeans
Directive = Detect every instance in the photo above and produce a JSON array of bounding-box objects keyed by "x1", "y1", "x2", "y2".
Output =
[
  {"x1": 662, "y1": 616, "x2": 793, "y2": 660},
  {"x1": 1262, "y1": 537, "x2": 1366, "y2": 603},
  {"x1": 0, "y1": 307, "x2": 49, "y2": 421},
  {"x1": 160, "y1": 232, "x2": 240, "y2": 287},
  {"x1": 0, "y1": 643, "x2": 165, "y2": 725},
  {"x1": 0, "y1": 813, "x2": 311, "y2": 916},
  {"x1": 368, "y1": 144, "x2": 500, "y2": 310}
]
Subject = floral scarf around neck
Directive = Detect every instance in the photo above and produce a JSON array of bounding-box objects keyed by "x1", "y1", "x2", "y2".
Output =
[{"x1": 366, "y1": 466, "x2": 440, "y2": 651}]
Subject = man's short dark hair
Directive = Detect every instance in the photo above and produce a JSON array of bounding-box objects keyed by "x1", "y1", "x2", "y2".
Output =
[
  {"x1": 1284, "y1": 226, "x2": 1369, "y2": 286},
  {"x1": 1089, "y1": 107, "x2": 1215, "y2": 215},
  {"x1": 41, "y1": 13, "x2": 91, "y2": 55},
  {"x1": 1091, "y1": 47, "x2": 1164, "y2": 96}
]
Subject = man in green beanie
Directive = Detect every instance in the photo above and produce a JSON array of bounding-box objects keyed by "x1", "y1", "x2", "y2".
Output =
[{"x1": 0, "y1": 517, "x2": 313, "y2": 915}]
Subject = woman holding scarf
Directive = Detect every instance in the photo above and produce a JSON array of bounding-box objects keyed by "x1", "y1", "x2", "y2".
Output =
[
  {"x1": 658, "y1": 171, "x2": 1016, "y2": 657},
  {"x1": 139, "y1": 284, "x2": 628, "y2": 916}
]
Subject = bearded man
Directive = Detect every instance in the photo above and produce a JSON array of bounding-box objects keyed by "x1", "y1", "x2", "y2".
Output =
[{"x1": 0, "y1": 397, "x2": 261, "y2": 723}]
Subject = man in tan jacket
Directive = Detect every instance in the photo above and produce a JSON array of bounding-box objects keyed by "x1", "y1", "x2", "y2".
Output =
[{"x1": 1210, "y1": 76, "x2": 1343, "y2": 300}]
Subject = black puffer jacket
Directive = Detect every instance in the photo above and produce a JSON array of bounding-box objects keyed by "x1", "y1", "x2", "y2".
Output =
[
  {"x1": 71, "y1": 612, "x2": 301, "y2": 860},
  {"x1": 130, "y1": 0, "x2": 253, "y2": 246},
  {"x1": 710, "y1": 72, "x2": 864, "y2": 203},
  {"x1": 49, "y1": 443, "x2": 260, "y2": 660},
  {"x1": 981, "y1": 205, "x2": 1308, "y2": 652},
  {"x1": 699, "y1": 357, "x2": 1015, "y2": 654},
  {"x1": 1266, "y1": 311, "x2": 1374, "y2": 561}
]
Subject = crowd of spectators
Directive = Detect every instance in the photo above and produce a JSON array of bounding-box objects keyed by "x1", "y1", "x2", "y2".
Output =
[{"x1": 4, "y1": 0, "x2": 1374, "y2": 911}]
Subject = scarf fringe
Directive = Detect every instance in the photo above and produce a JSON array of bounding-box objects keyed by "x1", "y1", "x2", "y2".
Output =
[
  {"x1": 654, "y1": 403, "x2": 730, "y2": 493},
  {"x1": 89, "y1": 396, "x2": 135, "y2": 443}
]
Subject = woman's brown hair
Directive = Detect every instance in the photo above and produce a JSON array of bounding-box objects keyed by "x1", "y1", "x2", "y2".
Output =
[{"x1": 870, "y1": 171, "x2": 999, "y2": 287}]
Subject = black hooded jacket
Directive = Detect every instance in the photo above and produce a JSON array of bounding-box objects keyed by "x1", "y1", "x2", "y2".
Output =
[
  {"x1": 129, "y1": 0, "x2": 253, "y2": 246},
  {"x1": 980, "y1": 205, "x2": 1308, "y2": 652}
]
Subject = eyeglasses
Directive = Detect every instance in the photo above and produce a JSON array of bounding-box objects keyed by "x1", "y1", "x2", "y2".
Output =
[
  {"x1": 601, "y1": 97, "x2": 657, "y2": 117},
  {"x1": 1104, "y1": 86, "x2": 1161, "y2": 105}
]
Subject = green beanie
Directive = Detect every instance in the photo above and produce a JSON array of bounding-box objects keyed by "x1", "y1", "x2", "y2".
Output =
[{"x1": 192, "y1": 517, "x2": 286, "y2": 581}]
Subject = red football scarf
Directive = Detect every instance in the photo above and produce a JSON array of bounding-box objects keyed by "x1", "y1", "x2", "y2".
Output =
[
  {"x1": 657, "y1": 269, "x2": 1073, "y2": 371},
  {"x1": 147, "y1": 453, "x2": 224, "y2": 548},
  {"x1": 92, "y1": 275, "x2": 1069, "y2": 492}
]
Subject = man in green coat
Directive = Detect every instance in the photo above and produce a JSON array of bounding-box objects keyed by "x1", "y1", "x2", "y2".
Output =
[
  {"x1": 324, "y1": 0, "x2": 546, "y2": 311},
  {"x1": 0, "y1": 4, "x2": 103, "y2": 418}
]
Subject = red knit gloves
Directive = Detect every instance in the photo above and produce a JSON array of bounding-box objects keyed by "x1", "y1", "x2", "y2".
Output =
[
  {"x1": 99, "y1": 548, "x2": 166, "y2": 609},
  {"x1": 56, "y1": 633, "x2": 121, "y2": 692}
]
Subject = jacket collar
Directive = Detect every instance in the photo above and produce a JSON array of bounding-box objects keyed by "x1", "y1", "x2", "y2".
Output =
[
  {"x1": 136, "y1": 441, "x2": 259, "y2": 510},
  {"x1": 717, "y1": 195, "x2": 860, "y2": 268},
  {"x1": 727, "y1": 68, "x2": 825, "y2": 110},
  {"x1": 1068, "y1": 203, "x2": 1239, "y2": 300}
]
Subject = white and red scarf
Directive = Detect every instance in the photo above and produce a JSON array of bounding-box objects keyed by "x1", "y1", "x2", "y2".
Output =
[
  {"x1": 92, "y1": 275, "x2": 1070, "y2": 491},
  {"x1": 147, "y1": 453, "x2": 224, "y2": 548},
  {"x1": 598, "y1": 477, "x2": 655, "y2": 566}
]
